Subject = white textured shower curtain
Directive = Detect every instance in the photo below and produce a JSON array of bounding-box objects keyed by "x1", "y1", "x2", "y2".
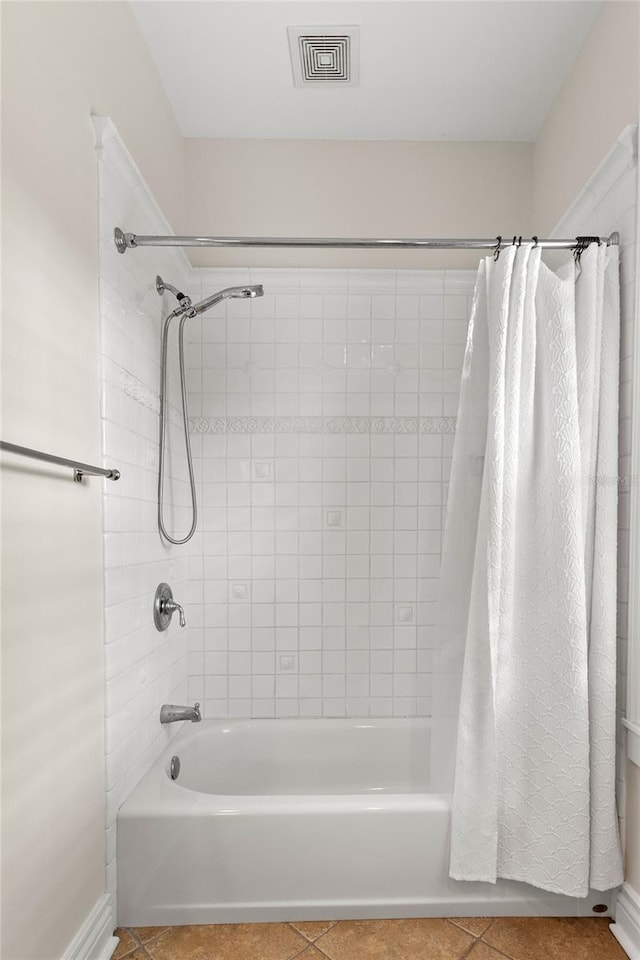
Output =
[{"x1": 439, "y1": 242, "x2": 623, "y2": 897}]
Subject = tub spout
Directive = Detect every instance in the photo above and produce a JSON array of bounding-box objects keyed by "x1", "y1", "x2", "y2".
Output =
[{"x1": 160, "y1": 702, "x2": 201, "y2": 724}]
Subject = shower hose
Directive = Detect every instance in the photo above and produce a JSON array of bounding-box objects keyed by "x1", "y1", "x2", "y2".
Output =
[{"x1": 158, "y1": 310, "x2": 198, "y2": 544}]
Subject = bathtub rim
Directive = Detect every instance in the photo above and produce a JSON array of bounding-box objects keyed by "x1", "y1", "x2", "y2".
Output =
[{"x1": 120, "y1": 715, "x2": 444, "y2": 815}]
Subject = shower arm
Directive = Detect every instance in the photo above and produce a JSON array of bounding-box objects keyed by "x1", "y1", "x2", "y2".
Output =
[{"x1": 114, "y1": 228, "x2": 619, "y2": 254}]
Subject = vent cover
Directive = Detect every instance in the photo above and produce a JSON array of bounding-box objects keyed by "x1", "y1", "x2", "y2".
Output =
[{"x1": 288, "y1": 26, "x2": 359, "y2": 87}]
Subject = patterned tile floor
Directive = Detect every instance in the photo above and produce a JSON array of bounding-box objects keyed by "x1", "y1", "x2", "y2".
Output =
[{"x1": 114, "y1": 917, "x2": 627, "y2": 960}]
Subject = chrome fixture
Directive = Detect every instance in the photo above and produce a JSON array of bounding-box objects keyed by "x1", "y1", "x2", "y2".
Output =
[
  {"x1": 115, "y1": 226, "x2": 619, "y2": 255},
  {"x1": 156, "y1": 275, "x2": 189, "y2": 303},
  {"x1": 157, "y1": 276, "x2": 264, "y2": 544},
  {"x1": 160, "y1": 703, "x2": 201, "y2": 724},
  {"x1": 184, "y1": 284, "x2": 264, "y2": 318},
  {"x1": 170, "y1": 755, "x2": 181, "y2": 780},
  {"x1": 154, "y1": 582, "x2": 186, "y2": 631},
  {"x1": 0, "y1": 440, "x2": 120, "y2": 482}
]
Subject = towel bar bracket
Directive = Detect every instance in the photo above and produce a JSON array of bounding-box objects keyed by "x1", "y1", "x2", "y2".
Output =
[{"x1": 0, "y1": 441, "x2": 120, "y2": 482}]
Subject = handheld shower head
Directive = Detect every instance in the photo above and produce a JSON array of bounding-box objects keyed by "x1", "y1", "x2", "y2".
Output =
[
  {"x1": 232, "y1": 284, "x2": 264, "y2": 299},
  {"x1": 188, "y1": 284, "x2": 264, "y2": 318},
  {"x1": 156, "y1": 277, "x2": 264, "y2": 321}
]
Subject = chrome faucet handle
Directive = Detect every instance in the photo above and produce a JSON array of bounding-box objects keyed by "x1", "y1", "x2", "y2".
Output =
[
  {"x1": 154, "y1": 583, "x2": 186, "y2": 631},
  {"x1": 165, "y1": 598, "x2": 186, "y2": 627}
]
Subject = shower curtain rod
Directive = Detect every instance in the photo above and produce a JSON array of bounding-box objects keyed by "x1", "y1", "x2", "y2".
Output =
[{"x1": 113, "y1": 227, "x2": 618, "y2": 255}]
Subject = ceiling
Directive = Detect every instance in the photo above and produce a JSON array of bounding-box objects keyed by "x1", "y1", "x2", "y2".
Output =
[{"x1": 131, "y1": 1, "x2": 604, "y2": 141}]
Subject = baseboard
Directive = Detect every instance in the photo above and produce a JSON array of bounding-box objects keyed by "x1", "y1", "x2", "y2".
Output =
[
  {"x1": 611, "y1": 884, "x2": 640, "y2": 960},
  {"x1": 61, "y1": 894, "x2": 118, "y2": 960}
]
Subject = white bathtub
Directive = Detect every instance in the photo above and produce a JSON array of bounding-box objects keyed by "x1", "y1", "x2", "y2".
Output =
[{"x1": 117, "y1": 718, "x2": 612, "y2": 925}]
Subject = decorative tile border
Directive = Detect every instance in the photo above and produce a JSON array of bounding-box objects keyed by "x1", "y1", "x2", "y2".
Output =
[
  {"x1": 188, "y1": 415, "x2": 457, "y2": 435},
  {"x1": 120, "y1": 368, "x2": 183, "y2": 426},
  {"x1": 117, "y1": 375, "x2": 457, "y2": 436},
  {"x1": 121, "y1": 369, "x2": 159, "y2": 414}
]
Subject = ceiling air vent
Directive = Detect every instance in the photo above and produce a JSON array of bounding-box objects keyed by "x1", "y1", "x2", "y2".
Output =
[{"x1": 288, "y1": 26, "x2": 359, "y2": 87}]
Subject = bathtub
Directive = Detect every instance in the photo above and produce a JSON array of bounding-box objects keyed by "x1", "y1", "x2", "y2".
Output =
[{"x1": 117, "y1": 718, "x2": 612, "y2": 925}]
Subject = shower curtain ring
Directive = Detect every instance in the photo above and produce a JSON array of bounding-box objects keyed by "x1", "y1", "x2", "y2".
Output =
[
  {"x1": 493, "y1": 236, "x2": 502, "y2": 261},
  {"x1": 532, "y1": 236, "x2": 538, "y2": 247}
]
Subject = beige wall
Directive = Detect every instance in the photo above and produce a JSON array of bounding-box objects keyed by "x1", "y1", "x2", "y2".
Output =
[
  {"x1": 0, "y1": 3, "x2": 182, "y2": 958},
  {"x1": 184, "y1": 138, "x2": 532, "y2": 269},
  {"x1": 533, "y1": 0, "x2": 639, "y2": 234}
]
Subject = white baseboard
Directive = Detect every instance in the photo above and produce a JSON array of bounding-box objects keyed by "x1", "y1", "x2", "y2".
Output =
[
  {"x1": 611, "y1": 884, "x2": 640, "y2": 960},
  {"x1": 61, "y1": 894, "x2": 118, "y2": 960}
]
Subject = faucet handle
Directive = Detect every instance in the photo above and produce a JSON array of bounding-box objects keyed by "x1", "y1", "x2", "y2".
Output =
[
  {"x1": 154, "y1": 583, "x2": 186, "y2": 630},
  {"x1": 169, "y1": 600, "x2": 186, "y2": 628}
]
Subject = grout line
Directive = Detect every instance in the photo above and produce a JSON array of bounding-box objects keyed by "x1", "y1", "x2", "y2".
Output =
[
  {"x1": 481, "y1": 919, "x2": 497, "y2": 936},
  {"x1": 127, "y1": 927, "x2": 143, "y2": 946},
  {"x1": 118, "y1": 933, "x2": 154, "y2": 960},
  {"x1": 288, "y1": 921, "x2": 315, "y2": 944},
  {"x1": 479, "y1": 925, "x2": 525, "y2": 960},
  {"x1": 475, "y1": 939, "x2": 517, "y2": 960},
  {"x1": 309, "y1": 921, "x2": 342, "y2": 958},
  {"x1": 446, "y1": 918, "x2": 482, "y2": 940},
  {"x1": 289, "y1": 931, "x2": 333, "y2": 959},
  {"x1": 290, "y1": 948, "x2": 308, "y2": 959},
  {"x1": 288, "y1": 921, "x2": 338, "y2": 943},
  {"x1": 451, "y1": 924, "x2": 484, "y2": 960},
  {"x1": 460, "y1": 933, "x2": 517, "y2": 960},
  {"x1": 304, "y1": 938, "x2": 335, "y2": 960},
  {"x1": 114, "y1": 930, "x2": 143, "y2": 958},
  {"x1": 459, "y1": 942, "x2": 477, "y2": 960},
  {"x1": 129, "y1": 927, "x2": 170, "y2": 948}
]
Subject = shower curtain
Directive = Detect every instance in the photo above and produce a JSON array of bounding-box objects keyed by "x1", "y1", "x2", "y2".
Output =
[{"x1": 438, "y1": 241, "x2": 624, "y2": 897}]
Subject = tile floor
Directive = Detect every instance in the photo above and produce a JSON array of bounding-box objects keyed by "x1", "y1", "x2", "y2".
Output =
[{"x1": 114, "y1": 917, "x2": 627, "y2": 960}]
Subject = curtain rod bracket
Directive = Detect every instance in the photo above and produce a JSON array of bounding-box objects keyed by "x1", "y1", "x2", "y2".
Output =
[{"x1": 114, "y1": 227, "x2": 136, "y2": 253}]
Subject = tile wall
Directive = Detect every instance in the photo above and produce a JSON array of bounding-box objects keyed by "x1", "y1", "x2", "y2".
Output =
[
  {"x1": 95, "y1": 120, "x2": 191, "y2": 901},
  {"x1": 183, "y1": 269, "x2": 474, "y2": 719}
]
